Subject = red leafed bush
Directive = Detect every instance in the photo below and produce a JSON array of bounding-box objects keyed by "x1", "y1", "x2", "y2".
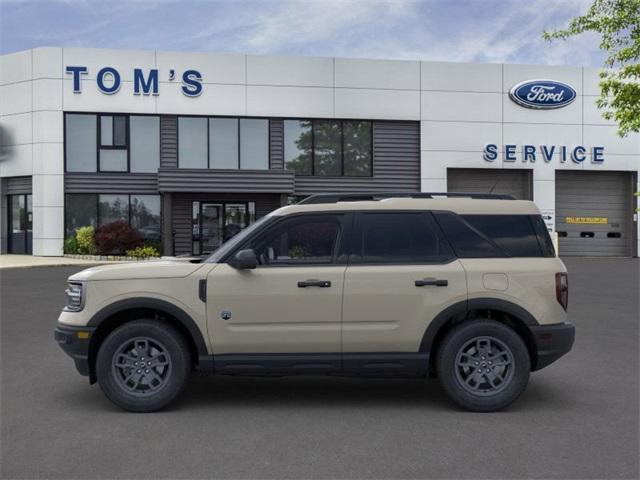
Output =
[{"x1": 94, "y1": 220, "x2": 143, "y2": 255}]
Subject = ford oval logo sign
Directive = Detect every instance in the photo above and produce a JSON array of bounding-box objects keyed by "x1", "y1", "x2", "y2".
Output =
[{"x1": 509, "y1": 79, "x2": 577, "y2": 109}]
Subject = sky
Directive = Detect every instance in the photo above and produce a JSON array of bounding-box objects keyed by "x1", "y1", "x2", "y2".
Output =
[{"x1": 0, "y1": 0, "x2": 605, "y2": 66}]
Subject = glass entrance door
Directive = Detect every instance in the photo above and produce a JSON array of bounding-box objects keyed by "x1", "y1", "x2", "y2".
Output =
[
  {"x1": 191, "y1": 201, "x2": 256, "y2": 255},
  {"x1": 200, "y1": 203, "x2": 224, "y2": 254},
  {"x1": 8, "y1": 194, "x2": 32, "y2": 254}
]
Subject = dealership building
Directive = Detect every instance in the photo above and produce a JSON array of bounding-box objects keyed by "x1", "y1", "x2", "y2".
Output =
[{"x1": 1, "y1": 47, "x2": 638, "y2": 257}]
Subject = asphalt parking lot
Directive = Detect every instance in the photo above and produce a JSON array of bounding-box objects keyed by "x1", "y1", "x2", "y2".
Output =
[{"x1": 1, "y1": 258, "x2": 638, "y2": 479}]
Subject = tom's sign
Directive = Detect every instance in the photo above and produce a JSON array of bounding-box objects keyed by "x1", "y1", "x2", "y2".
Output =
[
  {"x1": 65, "y1": 66, "x2": 203, "y2": 97},
  {"x1": 509, "y1": 79, "x2": 576, "y2": 109}
]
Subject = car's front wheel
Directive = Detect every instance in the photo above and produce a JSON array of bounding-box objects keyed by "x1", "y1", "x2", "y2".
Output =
[
  {"x1": 436, "y1": 320, "x2": 530, "y2": 412},
  {"x1": 96, "y1": 320, "x2": 191, "y2": 412}
]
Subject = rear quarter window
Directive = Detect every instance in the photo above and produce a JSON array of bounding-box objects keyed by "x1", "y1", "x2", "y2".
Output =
[{"x1": 461, "y1": 214, "x2": 544, "y2": 257}]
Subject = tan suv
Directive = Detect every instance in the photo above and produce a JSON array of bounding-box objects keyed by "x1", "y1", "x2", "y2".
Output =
[{"x1": 55, "y1": 193, "x2": 574, "y2": 412}]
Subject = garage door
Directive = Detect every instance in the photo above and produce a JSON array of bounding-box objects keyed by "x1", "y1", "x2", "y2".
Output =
[
  {"x1": 447, "y1": 168, "x2": 533, "y2": 200},
  {"x1": 555, "y1": 171, "x2": 634, "y2": 257}
]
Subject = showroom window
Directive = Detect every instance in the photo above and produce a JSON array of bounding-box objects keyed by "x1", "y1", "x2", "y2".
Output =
[
  {"x1": 65, "y1": 193, "x2": 161, "y2": 245},
  {"x1": 65, "y1": 113, "x2": 160, "y2": 173},
  {"x1": 178, "y1": 117, "x2": 269, "y2": 170},
  {"x1": 284, "y1": 119, "x2": 372, "y2": 176}
]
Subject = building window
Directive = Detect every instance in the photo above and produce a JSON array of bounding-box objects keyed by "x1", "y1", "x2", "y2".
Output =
[
  {"x1": 283, "y1": 120, "x2": 312, "y2": 175},
  {"x1": 178, "y1": 117, "x2": 269, "y2": 170},
  {"x1": 240, "y1": 119, "x2": 269, "y2": 170},
  {"x1": 284, "y1": 119, "x2": 372, "y2": 177},
  {"x1": 65, "y1": 114, "x2": 97, "y2": 172},
  {"x1": 65, "y1": 113, "x2": 159, "y2": 173},
  {"x1": 130, "y1": 116, "x2": 160, "y2": 173},
  {"x1": 178, "y1": 117, "x2": 208, "y2": 168},
  {"x1": 65, "y1": 193, "x2": 161, "y2": 247}
]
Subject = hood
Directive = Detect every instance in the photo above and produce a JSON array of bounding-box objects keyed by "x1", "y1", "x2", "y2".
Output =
[{"x1": 69, "y1": 259, "x2": 208, "y2": 282}]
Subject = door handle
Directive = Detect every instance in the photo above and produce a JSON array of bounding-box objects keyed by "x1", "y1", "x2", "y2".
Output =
[
  {"x1": 298, "y1": 279, "x2": 332, "y2": 288},
  {"x1": 415, "y1": 278, "x2": 448, "y2": 287}
]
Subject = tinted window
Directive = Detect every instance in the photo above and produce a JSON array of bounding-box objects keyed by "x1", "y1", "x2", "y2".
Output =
[
  {"x1": 313, "y1": 121, "x2": 341, "y2": 176},
  {"x1": 434, "y1": 213, "x2": 504, "y2": 258},
  {"x1": 178, "y1": 117, "x2": 207, "y2": 168},
  {"x1": 210, "y1": 118, "x2": 239, "y2": 169},
  {"x1": 343, "y1": 121, "x2": 371, "y2": 176},
  {"x1": 99, "y1": 149, "x2": 127, "y2": 172},
  {"x1": 284, "y1": 120, "x2": 312, "y2": 174},
  {"x1": 130, "y1": 116, "x2": 160, "y2": 173},
  {"x1": 66, "y1": 114, "x2": 97, "y2": 172},
  {"x1": 98, "y1": 195, "x2": 129, "y2": 226},
  {"x1": 240, "y1": 119, "x2": 268, "y2": 170},
  {"x1": 531, "y1": 215, "x2": 556, "y2": 257},
  {"x1": 462, "y1": 215, "x2": 542, "y2": 257},
  {"x1": 65, "y1": 194, "x2": 97, "y2": 236},
  {"x1": 131, "y1": 195, "x2": 161, "y2": 246},
  {"x1": 358, "y1": 213, "x2": 453, "y2": 263},
  {"x1": 253, "y1": 215, "x2": 341, "y2": 265}
]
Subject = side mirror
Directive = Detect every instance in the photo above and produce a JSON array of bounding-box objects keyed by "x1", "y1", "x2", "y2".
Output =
[{"x1": 229, "y1": 249, "x2": 258, "y2": 270}]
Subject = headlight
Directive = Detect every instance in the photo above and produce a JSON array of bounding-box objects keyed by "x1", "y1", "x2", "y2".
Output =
[{"x1": 63, "y1": 282, "x2": 85, "y2": 312}]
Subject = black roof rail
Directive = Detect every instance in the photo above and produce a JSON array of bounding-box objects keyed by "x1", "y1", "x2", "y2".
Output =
[{"x1": 297, "y1": 192, "x2": 515, "y2": 205}]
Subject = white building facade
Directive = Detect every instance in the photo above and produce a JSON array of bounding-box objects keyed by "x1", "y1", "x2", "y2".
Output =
[{"x1": 1, "y1": 47, "x2": 638, "y2": 257}]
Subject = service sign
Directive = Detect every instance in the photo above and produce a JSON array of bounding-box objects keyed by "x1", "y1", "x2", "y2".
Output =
[{"x1": 509, "y1": 79, "x2": 577, "y2": 109}]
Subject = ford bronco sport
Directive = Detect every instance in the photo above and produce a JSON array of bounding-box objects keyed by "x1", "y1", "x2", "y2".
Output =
[{"x1": 55, "y1": 193, "x2": 575, "y2": 412}]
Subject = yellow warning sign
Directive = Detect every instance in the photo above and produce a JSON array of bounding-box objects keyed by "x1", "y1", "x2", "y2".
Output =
[{"x1": 565, "y1": 217, "x2": 608, "y2": 224}]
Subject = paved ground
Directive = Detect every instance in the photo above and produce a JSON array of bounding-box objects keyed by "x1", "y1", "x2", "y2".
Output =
[{"x1": 1, "y1": 259, "x2": 638, "y2": 479}]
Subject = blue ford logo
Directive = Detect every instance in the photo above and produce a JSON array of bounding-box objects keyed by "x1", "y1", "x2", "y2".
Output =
[{"x1": 509, "y1": 79, "x2": 577, "y2": 109}]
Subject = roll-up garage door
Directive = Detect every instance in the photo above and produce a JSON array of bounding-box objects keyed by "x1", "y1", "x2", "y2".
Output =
[
  {"x1": 447, "y1": 168, "x2": 533, "y2": 200},
  {"x1": 555, "y1": 171, "x2": 634, "y2": 257}
]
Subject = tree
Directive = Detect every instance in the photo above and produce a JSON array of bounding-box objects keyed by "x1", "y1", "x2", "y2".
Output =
[{"x1": 543, "y1": 0, "x2": 640, "y2": 136}]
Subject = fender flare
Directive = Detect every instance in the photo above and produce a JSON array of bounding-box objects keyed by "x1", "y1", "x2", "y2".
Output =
[
  {"x1": 87, "y1": 297, "x2": 208, "y2": 357},
  {"x1": 419, "y1": 298, "x2": 539, "y2": 353}
]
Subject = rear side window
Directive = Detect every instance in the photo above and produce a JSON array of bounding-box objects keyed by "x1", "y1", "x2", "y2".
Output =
[
  {"x1": 356, "y1": 212, "x2": 454, "y2": 264},
  {"x1": 434, "y1": 213, "x2": 504, "y2": 258},
  {"x1": 462, "y1": 215, "x2": 543, "y2": 257},
  {"x1": 530, "y1": 215, "x2": 556, "y2": 257}
]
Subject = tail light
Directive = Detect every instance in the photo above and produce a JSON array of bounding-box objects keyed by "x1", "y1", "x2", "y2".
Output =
[{"x1": 556, "y1": 272, "x2": 569, "y2": 311}]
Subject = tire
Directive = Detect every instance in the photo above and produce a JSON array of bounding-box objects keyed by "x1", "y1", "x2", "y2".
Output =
[
  {"x1": 96, "y1": 320, "x2": 191, "y2": 412},
  {"x1": 436, "y1": 320, "x2": 530, "y2": 412}
]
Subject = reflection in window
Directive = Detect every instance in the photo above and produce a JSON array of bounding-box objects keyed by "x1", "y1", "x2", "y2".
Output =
[
  {"x1": 313, "y1": 120, "x2": 341, "y2": 176},
  {"x1": 284, "y1": 120, "x2": 312, "y2": 174},
  {"x1": 343, "y1": 121, "x2": 371, "y2": 176},
  {"x1": 98, "y1": 195, "x2": 130, "y2": 226},
  {"x1": 131, "y1": 195, "x2": 161, "y2": 245},
  {"x1": 65, "y1": 114, "x2": 97, "y2": 172},
  {"x1": 255, "y1": 216, "x2": 340, "y2": 265},
  {"x1": 65, "y1": 194, "x2": 97, "y2": 236},
  {"x1": 210, "y1": 118, "x2": 239, "y2": 169}
]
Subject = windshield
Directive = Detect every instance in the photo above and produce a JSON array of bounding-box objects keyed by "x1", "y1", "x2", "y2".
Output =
[{"x1": 204, "y1": 215, "x2": 273, "y2": 263}]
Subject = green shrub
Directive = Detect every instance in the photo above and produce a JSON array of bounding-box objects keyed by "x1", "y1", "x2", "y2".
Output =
[
  {"x1": 64, "y1": 236, "x2": 79, "y2": 254},
  {"x1": 76, "y1": 226, "x2": 97, "y2": 255},
  {"x1": 125, "y1": 245, "x2": 161, "y2": 258}
]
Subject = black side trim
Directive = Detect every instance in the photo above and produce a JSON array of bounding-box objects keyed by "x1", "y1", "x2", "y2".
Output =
[
  {"x1": 212, "y1": 352, "x2": 429, "y2": 377},
  {"x1": 198, "y1": 279, "x2": 207, "y2": 303},
  {"x1": 54, "y1": 325, "x2": 96, "y2": 377},
  {"x1": 529, "y1": 322, "x2": 575, "y2": 371},
  {"x1": 419, "y1": 298, "x2": 540, "y2": 354},
  {"x1": 87, "y1": 298, "x2": 208, "y2": 356}
]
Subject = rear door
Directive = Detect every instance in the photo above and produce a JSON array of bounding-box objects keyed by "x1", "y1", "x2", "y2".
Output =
[{"x1": 341, "y1": 211, "x2": 467, "y2": 354}]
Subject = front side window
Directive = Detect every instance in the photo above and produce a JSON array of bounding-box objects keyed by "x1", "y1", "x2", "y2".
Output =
[
  {"x1": 66, "y1": 114, "x2": 97, "y2": 172},
  {"x1": 252, "y1": 215, "x2": 342, "y2": 265},
  {"x1": 357, "y1": 213, "x2": 453, "y2": 263}
]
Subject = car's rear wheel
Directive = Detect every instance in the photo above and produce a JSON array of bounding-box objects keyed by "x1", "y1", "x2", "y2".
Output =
[
  {"x1": 96, "y1": 320, "x2": 191, "y2": 412},
  {"x1": 436, "y1": 320, "x2": 530, "y2": 412}
]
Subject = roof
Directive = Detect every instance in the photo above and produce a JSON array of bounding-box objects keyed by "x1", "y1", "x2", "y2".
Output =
[{"x1": 271, "y1": 194, "x2": 541, "y2": 216}]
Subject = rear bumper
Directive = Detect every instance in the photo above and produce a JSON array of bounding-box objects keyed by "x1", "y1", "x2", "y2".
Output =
[
  {"x1": 54, "y1": 324, "x2": 95, "y2": 377},
  {"x1": 530, "y1": 322, "x2": 575, "y2": 371}
]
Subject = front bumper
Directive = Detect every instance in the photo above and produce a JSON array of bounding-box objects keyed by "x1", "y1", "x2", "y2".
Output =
[
  {"x1": 530, "y1": 322, "x2": 575, "y2": 371},
  {"x1": 54, "y1": 324, "x2": 95, "y2": 377}
]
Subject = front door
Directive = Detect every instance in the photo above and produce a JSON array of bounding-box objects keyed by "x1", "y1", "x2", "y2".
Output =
[
  {"x1": 206, "y1": 213, "x2": 348, "y2": 356},
  {"x1": 200, "y1": 203, "x2": 223, "y2": 254},
  {"x1": 8, "y1": 194, "x2": 32, "y2": 254},
  {"x1": 341, "y1": 212, "x2": 467, "y2": 353}
]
